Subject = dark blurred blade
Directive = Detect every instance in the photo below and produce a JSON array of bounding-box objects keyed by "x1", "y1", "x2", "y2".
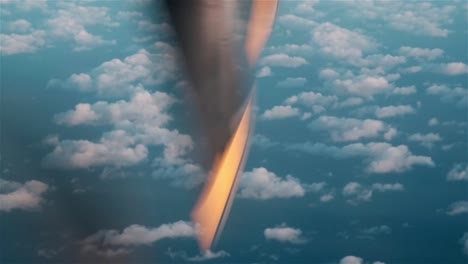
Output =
[{"x1": 164, "y1": 0, "x2": 253, "y2": 166}]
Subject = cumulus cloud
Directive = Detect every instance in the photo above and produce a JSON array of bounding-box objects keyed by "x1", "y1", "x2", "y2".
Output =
[
  {"x1": 256, "y1": 66, "x2": 272, "y2": 78},
  {"x1": 399, "y1": 46, "x2": 444, "y2": 61},
  {"x1": 238, "y1": 167, "x2": 324, "y2": 200},
  {"x1": 264, "y1": 224, "x2": 306, "y2": 244},
  {"x1": 167, "y1": 248, "x2": 229, "y2": 262},
  {"x1": 267, "y1": 44, "x2": 314, "y2": 56},
  {"x1": 437, "y1": 62, "x2": 468, "y2": 75},
  {"x1": 447, "y1": 164, "x2": 468, "y2": 181},
  {"x1": 428, "y1": 118, "x2": 439, "y2": 126},
  {"x1": 319, "y1": 68, "x2": 339, "y2": 79},
  {"x1": 261, "y1": 53, "x2": 308, "y2": 68},
  {"x1": 185, "y1": 250, "x2": 230, "y2": 262},
  {"x1": 285, "y1": 91, "x2": 338, "y2": 113},
  {"x1": 0, "y1": 30, "x2": 46, "y2": 55},
  {"x1": 352, "y1": 2, "x2": 454, "y2": 37},
  {"x1": 340, "y1": 255, "x2": 385, "y2": 264},
  {"x1": 82, "y1": 221, "x2": 195, "y2": 257},
  {"x1": 383, "y1": 128, "x2": 398, "y2": 141},
  {"x1": 334, "y1": 75, "x2": 392, "y2": 98},
  {"x1": 446, "y1": 201, "x2": 468, "y2": 216},
  {"x1": 426, "y1": 84, "x2": 467, "y2": 108},
  {"x1": 46, "y1": 89, "x2": 193, "y2": 169},
  {"x1": 375, "y1": 105, "x2": 415, "y2": 118},
  {"x1": 46, "y1": 2, "x2": 118, "y2": 51},
  {"x1": 288, "y1": 142, "x2": 434, "y2": 174},
  {"x1": 392, "y1": 85, "x2": 416, "y2": 95},
  {"x1": 54, "y1": 90, "x2": 175, "y2": 127},
  {"x1": 312, "y1": 22, "x2": 377, "y2": 64},
  {"x1": 42, "y1": 131, "x2": 149, "y2": 169},
  {"x1": 363, "y1": 54, "x2": 406, "y2": 69},
  {"x1": 251, "y1": 134, "x2": 278, "y2": 149},
  {"x1": 0, "y1": 178, "x2": 49, "y2": 212},
  {"x1": 45, "y1": 45, "x2": 193, "y2": 188},
  {"x1": 8, "y1": 19, "x2": 32, "y2": 32},
  {"x1": 358, "y1": 225, "x2": 392, "y2": 239},
  {"x1": 309, "y1": 116, "x2": 390, "y2": 142},
  {"x1": 340, "y1": 256, "x2": 363, "y2": 264},
  {"x1": 408, "y1": 133, "x2": 442, "y2": 148},
  {"x1": 1, "y1": 0, "x2": 47, "y2": 11},
  {"x1": 277, "y1": 77, "x2": 307, "y2": 88},
  {"x1": 152, "y1": 163, "x2": 205, "y2": 189},
  {"x1": 278, "y1": 14, "x2": 316, "y2": 30},
  {"x1": 49, "y1": 46, "x2": 178, "y2": 97},
  {"x1": 262, "y1": 105, "x2": 300, "y2": 120},
  {"x1": 343, "y1": 182, "x2": 403, "y2": 205}
]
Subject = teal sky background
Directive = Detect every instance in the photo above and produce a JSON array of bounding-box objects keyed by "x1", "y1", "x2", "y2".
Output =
[{"x1": 1, "y1": 1, "x2": 467, "y2": 264}]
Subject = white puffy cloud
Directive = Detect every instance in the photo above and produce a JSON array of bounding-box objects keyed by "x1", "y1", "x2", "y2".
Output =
[
  {"x1": 8, "y1": 19, "x2": 31, "y2": 32},
  {"x1": 342, "y1": 1, "x2": 455, "y2": 37},
  {"x1": 358, "y1": 225, "x2": 392, "y2": 239},
  {"x1": 312, "y1": 22, "x2": 377, "y2": 64},
  {"x1": 261, "y1": 53, "x2": 308, "y2": 68},
  {"x1": 277, "y1": 77, "x2": 307, "y2": 88},
  {"x1": 166, "y1": 248, "x2": 229, "y2": 262},
  {"x1": 264, "y1": 224, "x2": 306, "y2": 244},
  {"x1": 388, "y1": 7, "x2": 453, "y2": 37},
  {"x1": 334, "y1": 75, "x2": 392, "y2": 98},
  {"x1": 1, "y1": 0, "x2": 47, "y2": 11},
  {"x1": 251, "y1": 134, "x2": 278, "y2": 149},
  {"x1": 46, "y1": 2, "x2": 118, "y2": 51},
  {"x1": 262, "y1": 105, "x2": 300, "y2": 120},
  {"x1": 185, "y1": 250, "x2": 230, "y2": 262},
  {"x1": 286, "y1": 91, "x2": 338, "y2": 113},
  {"x1": 267, "y1": 44, "x2": 314, "y2": 56},
  {"x1": 42, "y1": 131, "x2": 149, "y2": 169},
  {"x1": 401, "y1": 66, "x2": 422, "y2": 74},
  {"x1": 340, "y1": 255, "x2": 385, "y2": 264},
  {"x1": 446, "y1": 201, "x2": 468, "y2": 216},
  {"x1": 392, "y1": 85, "x2": 416, "y2": 95},
  {"x1": 256, "y1": 66, "x2": 272, "y2": 78},
  {"x1": 54, "y1": 90, "x2": 174, "y2": 127},
  {"x1": 408, "y1": 133, "x2": 442, "y2": 148},
  {"x1": 238, "y1": 167, "x2": 324, "y2": 200},
  {"x1": 371, "y1": 183, "x2": 404, "y2": 192},
  {"x1": 0, "y1": 178, "x2": 49, "y2": 212},
  {"x1": 0, "y1": 30, "x2": 46, "y2": 55},
  {"x1": 363, "y1": 54, "x2": 407, "y2": 69},
  {"x1": 342, "y1": 182, "x2": 373, "y2": 203},
  {"x1": 288, "y1": 142, "x2": 434, "y2": 174},
  {"x1": 309, "y1": 116, "x2": 389, "y2": 142},
  {"x1": 343, "y1": 182, "x2": 403, "y2": 205},
  {"x1": 375, "y1": 105, "x2": 415, "y2": 118},
  {"x1": 49, "y1": 46, "x2": 178, "y2": 97},
  {"x1": 338, "y1": 97, "x2": 365, "y2": 108},
  {"x1": 320, "y1": 193, "x2": 334, "y2": 202},
  {"x1": 428, "y1": 118, "x2": 439, "y2": 126},
  {"x1": 447, "y1": 164, "x2": 468, "y2": 181},
  {"x1": 45, "y1": 46, "x2": 193, "y2": 187},
  {"x1": 319, "y1": 68, "x2": 339, "y2": 79},
  {"x1": 152, "y1": 163, "x2": 205, "y2": 189},
  {"x1": 398, "y1": 46, "x2": 444, "y2": 61},
  {"x1": 383, "y1": 128, "x2": 398, "y2": 141},
  {"x1": 437, "y1": 62, "x2": 468, "y2": 75},
  {"x1": 426, "y1": 84, "x2": 467, "y2": 108},
  {"x1": 278, "y1": 14, "x2": 316, "y2": 30},
  {"x1": 340, "y1": 256, "x2": 363, "y2": 264},
  {"x1": 82, "y1": 221, "x2": 196, "y2": 257}
]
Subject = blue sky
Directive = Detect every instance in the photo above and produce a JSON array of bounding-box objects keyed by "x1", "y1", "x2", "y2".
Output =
[{"x1": 0, "y1": 0, "x2": 467, "y2": 263}]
